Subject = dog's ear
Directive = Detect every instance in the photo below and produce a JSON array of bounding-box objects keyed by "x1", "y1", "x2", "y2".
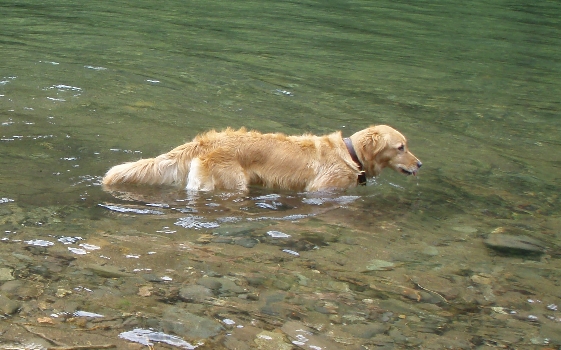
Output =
[{"x1": 360, "y1": 131, "x2": 386, "y2": 155}]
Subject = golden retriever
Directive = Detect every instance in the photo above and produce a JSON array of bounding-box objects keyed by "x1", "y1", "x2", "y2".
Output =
[{"x1": 102, "y1": 125, "x2": 421, "y2": 192}]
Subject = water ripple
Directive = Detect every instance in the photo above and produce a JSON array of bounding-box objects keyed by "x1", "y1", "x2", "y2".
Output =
[
  {"x1": 174, "y1": 216, "x2": 220, "y2": 229},
  {"x1": 99, "y1": 204, "x2": 165, "y2": 215}
]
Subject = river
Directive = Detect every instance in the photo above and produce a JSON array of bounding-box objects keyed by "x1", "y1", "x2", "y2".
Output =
[{"x1": 1, "y1": 0, "x2": 560, "y2": 349}]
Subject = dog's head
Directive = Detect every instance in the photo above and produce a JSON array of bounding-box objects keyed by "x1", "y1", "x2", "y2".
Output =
[{"x1": 351, "y1": 125, "x2": 422, "y2": 177}]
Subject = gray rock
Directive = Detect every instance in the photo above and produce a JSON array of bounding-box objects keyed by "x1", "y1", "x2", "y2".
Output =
[
  {"x1": 0, "y1": 295, "x2": 21, "y2": 315},
  {"x1": 452, "y1": 226, "x2": 478, "y2": 234},
  {"x1": 345, "y1": 323, "x2": 390, "y2": 338},
  {"x1": 340, "y1": 237, "x2": 360, "y2": 245},
  {"x1": 272, "y1": 279, "x2": 292, "y2": 291},
  {"x1": 388, "y1": 328, "x2": 407, "y2": 343},
  {"x1": 295, "y1": 273, "x2": 309, "y2": 286},
  {"x1": 0, "y1": 280, "x2": 23, "y2": 293},
  {"x1": 281, "y1": 321, "x2": 340, "y2": 349},
  {"x1": 262, "y1": 291, "x2": 287, "y2": 303},
  {"x1": 213, "y1": 222, "x2": 266, "y2": 237},
  {"x1": 0, "y1": 267, "x2": 14, "y2": 281},
  {"x1": 328, "y1": 281, "x2": 350, "y2": 292},
  {"x1": 213, "y1": 237, "x2": 234, "y2": 244},
  {"x1": 484, "y1": 234, "x2": 546, "y2": 254},
  {"x1": 422, "y1": 246, "x2": 439, "y2": 256},
  {"x1": 224, "y1": 336, "x2": 252, "y2": 350},
  {"x1": 378, "y1": 299, "x2": 424, "y2": 315},
  {"x1": 197, "y1": 277, "x2": 222, "y2": 291},
  {"x1": 179, "y1": 285, "x2": 213, "y2": 302},
  {"x1": 342, "y1": 314, "x2": 367, "y2": 324},
  {"x1": 218, "y1": 278, "x2": 246, "y2": 295},
  {"x1": 197, "y1": 276, "x2": 245, "y2": 295},
  {"x1": 12, "y1": 252, "x2": 34, "y2": 262},
  {"x1": 254, "y1": 330, "x2": 292, "y2": 350},
  {"x1": 260, "y1": 291, "x2": 288, "y2": 316},
  {"x1": 85, "y1": 264, "x2": 134, "y2": 278},
  {"x1": 142, "y1": 273, "x2": 164, "y2": 282},
  {"x1": 1, "y1": 280, "x2": 44, "y2": 300},
  {"x1": 63, "y1": 301, "x2": 81, "y2": 314},
  {"x1": 540, "y1": 322, "x2": 561, "y2": 345},
  {"x1": 213, "y1": 226, "x2": 253, "y2": 237},
  {"x1": 235, "y1": 237, "x2": 259, "y2": 248},
  {"x1": 365, "y1": 259, "x2": 395, "y2": 271},
  {"x1": 246, "y1": 275, "x2": 266, "y2": 287},
  {"x1": 161, "y1": 307, "x2": 223, "y2": 339}
]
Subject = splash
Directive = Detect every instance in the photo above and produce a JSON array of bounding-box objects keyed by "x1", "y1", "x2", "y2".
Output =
[
  {"x1": 73, "y1": 310, "x2": 104, "y2": 318},
  {"x1": 174, "y1": 216, "x2": 219, "y2": 229}
]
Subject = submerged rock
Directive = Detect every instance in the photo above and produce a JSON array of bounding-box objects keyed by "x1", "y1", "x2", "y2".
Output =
[
  {"x1": 0, "y1": 267, "x2": 15, "y2": 281},
  {"x1": 365, "y1": 259, "x2": 395, "y2": 271},
  {"x1": 85, "y1": 264, "x2": 134, "y2": 278},
  {"x1": 0, "y1": 295, "x2": 21, "y2": 315},
  {"x1": 213, "y1": 222, "x2": 266, "y2": 237},
  {"x1": 197, "y1": 276, "x2": 246, "y2": 295},
  {"x1": 179, "y1": 284, "x2": 213, "y2": 302},
  {"x1": 254, "y1": 330, "x2": 292, "y2": 350},
  {"x1": 345, "y1": 322, "x2": 389, "y2": 338},
  {"x1": 484, "y1": 234, "x2": 546, "y2": 255},
  {"x1": 235, "y1": 237, "x2": 259, "y2": 248},
  {"x1": 161, "y1": 307, "x2": 223, "y2": 339},
  {"x1": 281, "y1": 321, "x2": 339, "y2": 349},
  {"x1": 452, "y1": 226, "x2": 478, "y2": 234}
]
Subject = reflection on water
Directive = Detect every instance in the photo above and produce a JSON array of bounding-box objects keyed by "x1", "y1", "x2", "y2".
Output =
[{"x1": 1, "y1": 0, "x2": 561, "y2": 348}]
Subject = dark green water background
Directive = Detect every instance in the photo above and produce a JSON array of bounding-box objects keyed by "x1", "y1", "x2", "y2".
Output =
[{"x1": 1, "y1": 0, "x2": 561, "y2": 348}]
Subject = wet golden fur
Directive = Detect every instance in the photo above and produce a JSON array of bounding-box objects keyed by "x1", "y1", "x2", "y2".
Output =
[{"x1": 102, "y1": 125, "x2": 421, "y2": 192}]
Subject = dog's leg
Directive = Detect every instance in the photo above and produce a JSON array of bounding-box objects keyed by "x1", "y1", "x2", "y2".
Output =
[
  {"x1": 186, "y1": 158, "x2": 214, "y2": 191},
  {"x1": 211, "y1": 162, "x2": 249, "y2": 191},
  {"x1": 187, "y1": 151, "x2": 249, "y2": 191}
]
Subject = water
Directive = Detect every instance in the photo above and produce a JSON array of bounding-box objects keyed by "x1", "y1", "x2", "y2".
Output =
[{"x1": 1, "y1": 0, "x2": 561, "y2": 348}]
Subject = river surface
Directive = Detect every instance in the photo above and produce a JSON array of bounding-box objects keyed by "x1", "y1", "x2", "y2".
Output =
[{"x1": 1, "y1": 1, "x2": 560, "y2": 349}]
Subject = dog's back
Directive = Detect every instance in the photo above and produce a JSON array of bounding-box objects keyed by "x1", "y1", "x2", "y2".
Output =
[{"x1": 102, "y1": 128, "x2": 357, "y2": 191}]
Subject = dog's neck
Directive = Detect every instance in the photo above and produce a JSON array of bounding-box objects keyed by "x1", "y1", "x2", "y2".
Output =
[{"x1": 343, "y1": 138, "x2": 367, "y2": 185}]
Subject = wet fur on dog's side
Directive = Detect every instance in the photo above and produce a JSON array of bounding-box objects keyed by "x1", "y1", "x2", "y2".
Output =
[{"x1": 102, "y1": 125, "x2": 422, "y2": 192}]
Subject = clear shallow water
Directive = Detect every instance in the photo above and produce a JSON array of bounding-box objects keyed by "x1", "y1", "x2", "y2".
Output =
[{"x1": 1, "y1": 0, "x2": 561, "y2": 349}]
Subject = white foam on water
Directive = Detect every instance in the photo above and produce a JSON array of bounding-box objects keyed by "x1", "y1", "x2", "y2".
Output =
[
  {"x1": 119, "y1": 328, "x2": 198, "y2": 349},
  {"x1": 25, "y1": 239, "x2": 54, "y2": 247},
  {"x1": 267, "y1": 231, "x2": 291, "y2": 238}
]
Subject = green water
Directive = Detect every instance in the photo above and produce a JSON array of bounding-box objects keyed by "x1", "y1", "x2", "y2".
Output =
[{"x1": 1, "y1": 0, "x2": 561, "y2": 348}]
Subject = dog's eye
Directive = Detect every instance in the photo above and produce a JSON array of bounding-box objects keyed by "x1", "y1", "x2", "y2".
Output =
[{"x1": 398, "y1": 144, "x2": 405, "y2": 151}]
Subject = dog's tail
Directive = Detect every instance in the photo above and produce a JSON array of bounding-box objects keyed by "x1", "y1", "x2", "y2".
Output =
[{"x1": 102, "y1": 143, "x2": 194, "y2": 187}]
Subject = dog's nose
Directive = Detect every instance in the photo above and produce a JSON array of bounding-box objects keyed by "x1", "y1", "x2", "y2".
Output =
[{"x1": 417, "y1": 160, "x2": 422, "y2": 168}]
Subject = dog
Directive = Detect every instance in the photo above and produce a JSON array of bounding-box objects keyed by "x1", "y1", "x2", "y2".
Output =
[{"x1": 102, "y1": 125, "x2": 422, "y2": 192}]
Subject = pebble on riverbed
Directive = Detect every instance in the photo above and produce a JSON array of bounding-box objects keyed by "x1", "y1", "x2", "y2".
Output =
[
  {"x1": 0, "y1": 295, "x2": 21, "y2": 315},
  {"x1": 0, "y1": 267, "x2": 15, "y2": 281},
  {"x1": 179, "y1": 284, "x2": 213, "y2": 302},
  {"x1": 364, "y1": 259, "x2": 395, "y2": 271},
  {"x1": 484, "y1": 233, "x2": 546, "y2": 255},
  {"x1": 254, "y1": 330, "x2": 292, "y2": 350},
  {"x1": 161, "y1": 307, "x2": 224, "y2": 339}
]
